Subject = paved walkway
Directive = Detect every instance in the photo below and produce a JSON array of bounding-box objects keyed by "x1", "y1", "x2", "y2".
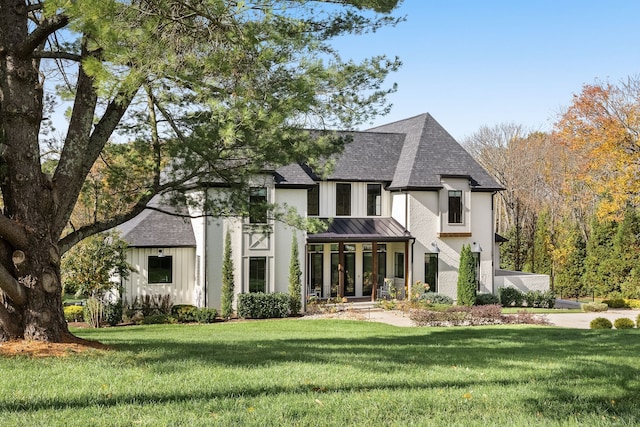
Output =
[{"x1": 304, "y1": 300, "x2": 640, "y2": 329}]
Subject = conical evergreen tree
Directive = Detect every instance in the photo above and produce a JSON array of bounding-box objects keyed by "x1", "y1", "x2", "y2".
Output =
[
  {"x1": 457, "y1": 244, "x2": 477, "y2": 306},
  {"x1": 221, "y1": 230, "x2": 235, "y2": 319},
  {"x1": 288, "y1": 234, "x2": 302, "y2": 315}
]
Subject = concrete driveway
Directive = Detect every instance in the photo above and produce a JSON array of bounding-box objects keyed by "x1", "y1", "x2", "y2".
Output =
[{"x1": 543, "y1": 309, "x2": 640, "y2": 329}]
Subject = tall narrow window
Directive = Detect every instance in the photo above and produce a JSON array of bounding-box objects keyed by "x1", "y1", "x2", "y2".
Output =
[
  {"x1": 148, "y1": 255, "x2": 173, "y2": 284},
  {"x1": 367, "y1": 184, "x2": 382, "y2": 216},
  {"x1": 335, "y1": 183, "x2": 351, "y2": 216},
  {"x1": 424, "y1": 253, "x2": 438, "y2": 293},
  {"x1": 448, "y1": 190, "x2": 463, "y2": 224},
  {"x1": 249, "y1": 187, "x2": 267, "y2": 224},
  {"x1": 394, "y1": 252, "x2": 404, "y2": 279},
  {"x1": 472, "y1": 252, "x2": 481, "y2": 291},
  {"x1": 249, "y1": 257, "x2": 267, "y2": 292},
  {"x1": 308, "y1": 244, "x2": 324, "y2": 297},
  {"x1": 307, "y1": 185, "x2": 319, "y2": 216}
]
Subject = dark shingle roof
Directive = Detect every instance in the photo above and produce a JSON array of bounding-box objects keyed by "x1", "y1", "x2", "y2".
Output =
[
  {"x1": 117, "y1": 196, "x2": 196, "y2": 248},
  {"x1": 275, "y1": 113, "x2": 502, "y2": 191},
  {"x1": 307, "y1": 217, "x2": 412, "y2": 242}
]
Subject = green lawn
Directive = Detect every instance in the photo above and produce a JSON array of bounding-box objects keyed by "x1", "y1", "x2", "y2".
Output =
[{"x1": 0, "y1": 320, "x2": 638, "y2": 426}]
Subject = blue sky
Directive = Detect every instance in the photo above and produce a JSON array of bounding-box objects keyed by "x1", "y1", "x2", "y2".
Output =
[{"x1": 340, "y1": 0, "x2": 640, "y2": 141}]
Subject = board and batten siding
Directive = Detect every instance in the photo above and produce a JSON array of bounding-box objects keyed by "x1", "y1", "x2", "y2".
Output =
[{"x1": 122, "y1": 247, "x2": 197, "y2": 306}]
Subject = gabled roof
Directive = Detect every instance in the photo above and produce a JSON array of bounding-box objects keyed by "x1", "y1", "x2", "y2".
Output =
[
  {"x1": 275, "y1": 113, "x2": 502, "y2": 191},
  {"x1": 117, "y1": 196, "x2": 196, "y2": 248},
  {"x1": 307, "y1": 217, "x2": 412, "y2": 243}
]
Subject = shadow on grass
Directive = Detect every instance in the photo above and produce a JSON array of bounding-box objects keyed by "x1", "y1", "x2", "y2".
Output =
[{"x1": 43, "y1": 320, "x2": 639, "y2": 422}]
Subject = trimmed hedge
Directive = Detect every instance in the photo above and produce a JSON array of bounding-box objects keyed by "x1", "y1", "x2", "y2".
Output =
[
  {"x1": 237, "y1": 292, "x2": 290, "y2": 319},
  {"x1": 172, "y1": 304, "x2": 199, "y2": 323},
  {"x1": 419, "y1": 292, "x2": 454, "y2": 306},
  {"x1": 195, "y1": 307, "x2": 218, "y2": 323},
  {"x1": 613, "y1": 317, "x2": 635, "y2": 329},
  {"x1": 499, "y1": 287, "x2": 524, "y2": 307},
  {"x1": 582, "y1": 302, "x2": 608, "y2": 312},
  {"x1": 524, "y1": 290, "x2": 556, "y2": 308},
  {"x1": 602, "y1": 298, "x2": 628, "y2": 309},
  {"x1": 475, "y1": 293, "x2": 500, "y2": 306},
  {"x1": 64, "y1": 305, "x2": 84, "y2": 322},
  {"x1": 590, "y1": 317, "x2": 613, "y2": 329}
]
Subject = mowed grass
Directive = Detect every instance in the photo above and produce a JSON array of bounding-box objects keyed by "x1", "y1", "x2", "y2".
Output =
[{"x1": 0, "y1": 320, "x2": 638, "y2": 426}]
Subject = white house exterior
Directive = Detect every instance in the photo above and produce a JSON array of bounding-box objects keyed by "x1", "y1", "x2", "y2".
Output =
[{"x1": 117, "y1": 113, "x2": 518, "y2": 310}]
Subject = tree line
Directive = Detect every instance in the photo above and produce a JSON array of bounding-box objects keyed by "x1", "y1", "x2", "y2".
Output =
[{"x1": 463, "y1": 76, "x2": 640, "y2": 299}]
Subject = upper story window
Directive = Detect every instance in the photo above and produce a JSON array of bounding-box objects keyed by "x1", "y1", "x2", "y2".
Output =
[
  {"x1": 448, "y1": 190, "x2": 463, "y2": 224},
  {"x1": 308, "y1": 185, "x2": 319, "y2": 216},
  {"x1": 335, "y1": 183, "x2": 351, "y2": 216},
  {"x1": 249, "y1": 187, "x2": 267, "y2": 224},
  {"x1": 367, "y1": 184, "x2": 381, "y2": 216}
]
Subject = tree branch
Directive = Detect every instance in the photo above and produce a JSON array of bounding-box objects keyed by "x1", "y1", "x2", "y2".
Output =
[
  {"x1": 32, "y1": 50, "x2": 82, "y2": 62},
  {"x1": 0, "y1": 215, "x2": 29, "y2": 249},
  {"x1": 0, "y1": 263, "x2": 25, "y2": 306},
  {"x1": 17, "y1": 13, "x2": 69, "y2": 58}
]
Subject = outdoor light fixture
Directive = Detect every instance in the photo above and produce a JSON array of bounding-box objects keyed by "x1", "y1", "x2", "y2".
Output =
[
  {"x1": 158, "y1": 248, "x2": 164, "y2": 258},
  {"x1": 430, "y1": 242, "x2": 440, "y2": 253},
  {"x1": 471, "y1": 242, "x2": 483, "y2": 253}
]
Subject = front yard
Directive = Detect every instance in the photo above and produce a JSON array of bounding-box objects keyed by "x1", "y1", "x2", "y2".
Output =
[{"x1": 0, "y1": 320, "x2": 638, "y2": 426}]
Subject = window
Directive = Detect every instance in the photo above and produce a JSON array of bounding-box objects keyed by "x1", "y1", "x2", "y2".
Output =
[
  {"x1": 335, "y1": 183, "x2": 351, "y2": 216},
  {"x1": 249, "y1": 187, "x2": 267, "y2": 224},
  {"x1": 367, "y1": 184, "x2": 382, "y2": 216},
  {"x1": 394, "y1": 252, "x2": 404, "y2": 279},
  {"x1": 307, "y1": 185, "x2": 319, "y2": 216},
  {"x1": 330, "y1": 244, "x2": 355, "y2": 297},
  {"x1": 148, "y1": 255, "x2": 172, "y2": 283},
  {"x1": 424, "y1": 253, "x2": 438, "y2": 293},
  {"x1": 448, "y1": 190, "x2": 463, "y2": 224},
  {"x1": 362, "y1": 244, "x2": 386, "y2": 296},
  {"x1": 308, "y1": 244, "x2": 323, "y2": 297},
  {"x1": 249, "y1": 257, "x2": 267, "y2": 293}
]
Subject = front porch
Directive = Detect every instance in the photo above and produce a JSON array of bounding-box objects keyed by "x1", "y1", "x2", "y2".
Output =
[{"x1": 305, "y1": 218, "x2": 413, "y2": 302}]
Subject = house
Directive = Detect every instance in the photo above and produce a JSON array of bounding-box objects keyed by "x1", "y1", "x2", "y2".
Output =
[{"x1": 118, "y1": 113, "x2": 522, "y2": 309}]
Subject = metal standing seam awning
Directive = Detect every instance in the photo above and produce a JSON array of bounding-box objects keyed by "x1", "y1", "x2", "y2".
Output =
[
  {"x1": 306, "y1": 218, "x2": 413, "y2": 300},
  {"x1": 307, "y1": 217, "x2": 413, "y2": 243}
]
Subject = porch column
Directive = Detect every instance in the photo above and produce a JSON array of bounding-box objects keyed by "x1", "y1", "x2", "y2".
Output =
[
  {"x1": 404, "y1": 239, "x2": 410, "y2": 299},
  {"x1": 371, "y1": 241, "x2": 378, "y2": 301},
  {"x1": 338, "y1": 242, "x2": 345, "y2": 298}
]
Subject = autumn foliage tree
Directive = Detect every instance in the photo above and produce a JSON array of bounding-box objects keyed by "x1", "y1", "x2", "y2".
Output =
[{"x1": 0, "y1": 0, "x2": 401, "y2": 342}]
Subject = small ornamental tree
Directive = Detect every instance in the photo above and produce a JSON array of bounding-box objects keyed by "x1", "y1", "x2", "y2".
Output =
[
  {"x1": 457, "y1": 244, "x2": 477, "y2": 306},
  {"x1": 288, "y1": 234, "x2": 302, "y2": 315},
  {"x1": 220, "y1": 230, "x2": 235, "y2": 320}
]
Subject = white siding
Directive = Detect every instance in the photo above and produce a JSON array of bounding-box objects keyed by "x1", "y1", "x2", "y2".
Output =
[{"x1": 122, "y1": 247, "x2": 196, "y2": 305}]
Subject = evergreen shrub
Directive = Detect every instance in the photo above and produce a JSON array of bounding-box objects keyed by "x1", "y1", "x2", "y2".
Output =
[
  {"x1": 64, "y1": 305, "x2": 84, "y2": 322},
  {"x1": 613, "y1": 317, "x2": 635, "y2": 329},
  {"x1": 602, "y1": 298, "x2": 628, "y2": 308},
  {"x1": 475, "y1": 293, "x2": 500, "y2": 306},
  {"x1": 499, "y1": 287, "x2": 524, "y2": 307},
  {"x1": 419, "y1": 292, "x2": 453, "y2": 305},
  {"x1": 140, "y1": 314, "x2": 176, "y2": 324},
  {"x1": 172, "y1": 304, "x2": 198, "y2": 323},
  {"x1": 237, "y1": 292, "x2": 290, "y2": 319},
  {"x1": 581, "y1": 302, "x2": 608, "y2": 312},
  {"x1": 524, "y1": 290, "x2": 556, "y2": 308},
  {"x1": 589, "y1": 317, "x2": 612, "y2": 329},
  {"x1": 195, "y1": 308, "x2": 218, "y2": 323}
]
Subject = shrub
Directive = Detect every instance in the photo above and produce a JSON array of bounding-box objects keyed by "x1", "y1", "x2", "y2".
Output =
[
  {"x1": 410, "y1": 304, "x2": 503, "y2": 326},
  {"x1": 172, "y1": 304, "x2": 199, "y2": 323},
  {"x1": 64, "y1": 305, "x2": 84, "y2": 322},
  {"x1": 456, "y1": 244, "x2": 476, "y2": 306},
  {"x1": 582, "y1": 302, "x2": 608, "y2": 312},
  {"x1": 602, "y1": 298, "x2": 629, "y2": 309},
  {"x1": 590, "y1": 317, "x2": 613, "y2": 329},
  {"x1": 419, "y1": 292, "x2": 453, "y2": 306},
  {"x1": 195, "y1": 307, "x2": 218, "y2": 323},
  {"x1": 127, "y1": 294, "x2": 173, "y2": 318},
  {"x1": 499, "y1": 287, "x2": 524, "y2": 307},
  {"x1": 288, "y1": 234, "x2": 302, "y2": 316},
  {"x1": 237, "y1": 292, "x2": 290, "y2": 319},
  {"x1": 524, "y1": 290, "x2": 556, "y2": 308},
  {"x1": 220, "y1": 230, "x2": 235, "y2": 319},
  {"x1": 626, "y1": 299, "x2": 640, "y2": 309},
  {"x1": 475, "y1": 293, "x2": 500, "y2": 306},
  {"x1": 103, "y1": 299, "x2": 123, "y2": 326},
  {"x1": 140, "y1": 314, "x2": 176, "y2": 325},
  {"x1": 613, "y1": 317, "x2": 635, "y2": 329},
  {"x1": 83, "y1": 297, "x2": 103, "y2": 328}
]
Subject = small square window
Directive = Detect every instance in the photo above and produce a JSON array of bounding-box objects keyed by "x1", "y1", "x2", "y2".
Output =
[{"x1": 148, "y1": 255, "x2": 172, "y2": 283}]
